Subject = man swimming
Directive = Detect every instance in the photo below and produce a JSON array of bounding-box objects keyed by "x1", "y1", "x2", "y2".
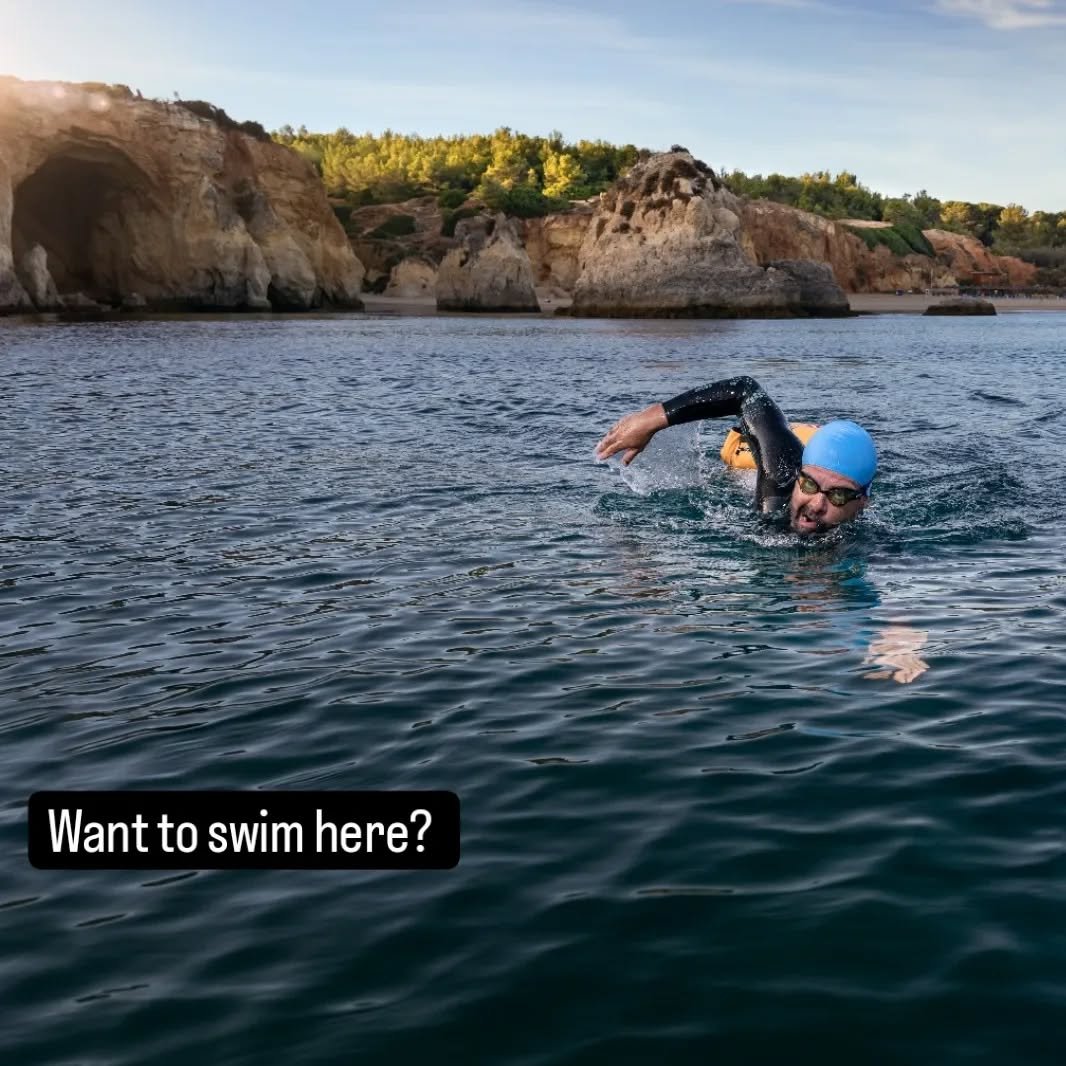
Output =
[{"x1": 595, "y1": 376, "x2": 877, "y2": 536}]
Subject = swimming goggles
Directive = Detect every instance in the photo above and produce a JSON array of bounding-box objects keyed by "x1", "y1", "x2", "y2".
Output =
[{"x1": 795, "y1": 470, "x2": 866, "y2": 508}]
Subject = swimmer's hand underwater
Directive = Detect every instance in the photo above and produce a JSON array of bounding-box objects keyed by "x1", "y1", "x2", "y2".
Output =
[
  {"x1": 863, "y1": 626, "x2": 930, "y2": 684},
  {"x1": 595, "y1": 403, "x2": 668, "y2": 465}
]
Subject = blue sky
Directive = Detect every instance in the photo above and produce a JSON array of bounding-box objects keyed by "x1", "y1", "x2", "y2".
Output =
[{"x1": 2, "y1": 0, "x2": 1063, "y2": 211}]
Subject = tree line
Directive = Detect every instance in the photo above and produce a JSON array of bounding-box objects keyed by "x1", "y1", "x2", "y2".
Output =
[
  {"x1": 269, "y1": 127, "x2": 1064, "y2": 276},
  {"x1": 271, "y1": 125, "x2": 644, "y2": 218},
  {"x1": 720, "y1": 169, "x2": 1065, "y2": 262}
]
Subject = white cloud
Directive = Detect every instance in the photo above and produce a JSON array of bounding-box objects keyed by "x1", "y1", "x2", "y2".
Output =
[{"x1": 935, "y1": 0, "x2": 1066, "y2": 29}]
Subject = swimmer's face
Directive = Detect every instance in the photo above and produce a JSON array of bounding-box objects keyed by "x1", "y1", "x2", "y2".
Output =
[{"x1": 790, "y1": 465, "x2": 869, "y2": 536}]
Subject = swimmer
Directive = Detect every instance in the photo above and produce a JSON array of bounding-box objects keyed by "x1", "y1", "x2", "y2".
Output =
[{"x1": 595, "y1": 375, "x2": 877, "y2": 536}]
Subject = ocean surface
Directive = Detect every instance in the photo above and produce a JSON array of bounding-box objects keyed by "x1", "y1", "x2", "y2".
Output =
[{"x1": 2, "y1": 309, "x2": 1066, "y2": 1064}]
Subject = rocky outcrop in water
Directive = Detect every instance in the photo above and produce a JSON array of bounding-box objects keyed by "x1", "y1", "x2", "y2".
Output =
[
  {"x1": 0, "y1": 77, "x2": 365, "y2": 313},
  {"x1": 435, "y1": 214, "x2": 540, "y2": 312},
  {"x1": 568, "y1": 150, "x2": 849, "y2": 317},
  {"x1": 924, "y1": 296, "x2": 996, "y2": 316}
]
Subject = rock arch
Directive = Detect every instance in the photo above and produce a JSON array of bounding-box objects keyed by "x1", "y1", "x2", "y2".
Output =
[{"x1": 11, "y1": 143, "x2": 155, "y2": 307}]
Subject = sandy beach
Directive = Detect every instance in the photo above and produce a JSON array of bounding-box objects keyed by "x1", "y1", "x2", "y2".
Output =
[
  {"x1": 846, "y1": 293, "x2": 1066, "y2": 314},
  {"x1": 363, "y1": 291, "x2": 1066, "y2": 316}
]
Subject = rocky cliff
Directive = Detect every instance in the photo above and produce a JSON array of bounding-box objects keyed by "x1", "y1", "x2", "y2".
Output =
[
  {"x1": 739, "y1": 200, "x2": 940, "y2": 292},
  {"x1": 923, "y1": 229, "x2": 1036, "y2": 287},
  {"x1": 0, "y1": 77, "x2": 364, "y2": 313},
  {"x1": 739, "y1": 199, "x2": 1036, "y2": 292},
  {"x1": 568, "y1": 150, "x2": 849, "y2": 317},
  {"x1": 523, "y1": 204, "x2": 595, "y2": 296},
  {"x1": 348, "y1": 196, "x2": 453, "y2": 292}
]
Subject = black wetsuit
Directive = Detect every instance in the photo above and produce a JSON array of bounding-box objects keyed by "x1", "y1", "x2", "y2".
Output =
[{"x1": 662, "y1": 376, "x2": 803, "y2": 514}]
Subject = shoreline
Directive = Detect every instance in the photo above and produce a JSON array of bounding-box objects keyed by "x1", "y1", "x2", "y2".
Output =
[
  {"x1": 4, "y1": 292, "x2": 1063, "y2": 324},
  {"x1": 364, "y1": 292, "x2": 1066, "y2": 317},
  {"x1": 847, "y1": 293, "x2": 1066, "y2": 314}
]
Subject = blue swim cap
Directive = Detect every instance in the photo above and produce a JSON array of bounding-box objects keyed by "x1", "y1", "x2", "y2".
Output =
[{"x1": 802, "y1": 420, "x2": 877, "y2": 488}]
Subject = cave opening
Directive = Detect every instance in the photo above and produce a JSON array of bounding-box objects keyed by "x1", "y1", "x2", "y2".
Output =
[{"x1": 12, "y1": 147, "x2": 150, "y2": 306}]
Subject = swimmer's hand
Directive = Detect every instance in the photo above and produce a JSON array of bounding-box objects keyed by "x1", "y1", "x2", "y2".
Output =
[
  {"x1": 595, "y1": 403, "x2": 669, "y2": 465},
  {"x1": 863, "y1": 626, "x2": 930, "y2": 684}
]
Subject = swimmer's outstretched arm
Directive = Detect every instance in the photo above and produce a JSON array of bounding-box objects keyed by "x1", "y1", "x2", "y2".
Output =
[
  {"x1": 596, "y1": 376, "x2": 778, "y2": 463},
  {"x1": 594, "y1": 403, "x2": 669, "y2": 465},
  {"x1": 596, "y1": 376, "x2": 802, "y2": 509},
  {"x1": 660, "y1": 375, "x2": 786, "y2": 431}
]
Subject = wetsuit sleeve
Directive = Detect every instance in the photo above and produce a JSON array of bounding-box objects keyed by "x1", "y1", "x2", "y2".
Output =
[{"x1": 662, "y1": 375, "x2": 803, "y2": 511}]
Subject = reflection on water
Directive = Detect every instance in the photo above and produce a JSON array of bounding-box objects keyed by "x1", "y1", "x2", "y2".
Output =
[{"x1": 2, "y1": 312, "x2": 1066, "y2": 1065}]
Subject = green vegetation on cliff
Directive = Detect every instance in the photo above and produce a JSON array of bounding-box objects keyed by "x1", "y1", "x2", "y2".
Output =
[
  {"x1": 267, "y1": 121, "x2": 1064, "y2": 281},
  {"x1": 175, "y1": 99, "x2": 272, "y2": 142},
  {"x1": 843, "y1": 222, "x2": 935, "y2": 258},
  {"x1": 271, "y1": 126, "x2": 644, "y2": 217},
  {"x1": 722, "y1": 167, "x2": 1065, "y2": 274}
]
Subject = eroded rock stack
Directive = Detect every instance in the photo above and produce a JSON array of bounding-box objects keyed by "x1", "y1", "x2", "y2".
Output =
[
  {"x1": 435, "y1": 214, "x2": 540, "y2": 312},
  {"x1": 0, "y1": 77, "x2": 365, "y2": 313},
  {"x1": 568, "y1": 149, "x2": 849, "y2": 317}
]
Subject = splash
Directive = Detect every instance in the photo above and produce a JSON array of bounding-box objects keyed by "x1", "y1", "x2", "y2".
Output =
[{"x1": 594, "y1": 420, "x2": 703, "y2": 495}]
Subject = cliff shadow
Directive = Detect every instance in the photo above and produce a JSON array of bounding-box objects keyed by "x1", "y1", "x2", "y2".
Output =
[{"x1": 12, "y1": 144, "x2": 155, "y2": 307}]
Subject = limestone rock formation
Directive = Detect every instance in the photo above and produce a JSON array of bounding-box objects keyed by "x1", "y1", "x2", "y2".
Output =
[
  {"x1": 741, "y1": 200, "x2": 951, "y2": 292},
  {"x1": 923, "y1": 229, "x2": 1036, "y2": 288},
  {"x1": 20, "y1": 244, "x2": 61, "y2": 309},
  {"x1": 347, "y1": 197, "x2": 449, "y2": 253},
  {"x1": 348, "y1": 196, "x2": 457, "y2": 293},
  {"x1": 385, "y1": 257, "x2": 436, "y2": 298},
  {"x1": 769, "y1": 260, "x2": 851, "y2": 315},
  {"x1": 523, "y1": 203, "x2": 595, "y2": 293},
  {"x1": 568, "y1": 150, "x2": 849, "y2": 317},
  {"x1": 924, "y1": 297, "x2": 996, "y2": 316},
  {"x1": 740, "y1": 200, "x2": 1036, "y2": 293},
  {"x1": 0, "y1": 77, "x2": 364, "y2": 313},
  {"x1": 62, "y1": 291, "x2": 105, "y2": 310},
  {"x1": 350, "y1": 238, "x2": 402, "y2": 293},
  {"x1": 436, "y1": 214, "x2": 540, "y2": 312}
]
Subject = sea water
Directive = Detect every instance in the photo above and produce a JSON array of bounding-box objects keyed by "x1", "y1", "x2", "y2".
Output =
[{"x1": 2, "y1": 311, "x2": 1065, "y2": 1064}]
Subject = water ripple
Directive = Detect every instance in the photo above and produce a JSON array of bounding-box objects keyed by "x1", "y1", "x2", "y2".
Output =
[{"x1": 3, "y1": 312, "x2": 1066, "y2": 1064}]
